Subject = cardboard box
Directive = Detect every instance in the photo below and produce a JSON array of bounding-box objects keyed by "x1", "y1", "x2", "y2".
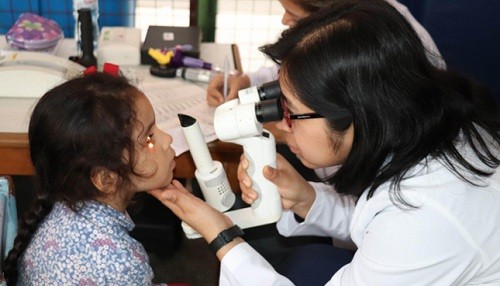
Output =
[
  {"x1": 97, "y1": 27, "x2": 142, "y2": 66},
  {"x1": 141, "y1": 26, "x2": 201, "y2": 65}
]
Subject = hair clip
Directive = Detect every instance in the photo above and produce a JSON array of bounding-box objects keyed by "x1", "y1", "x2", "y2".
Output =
[{"x1": 83, "y1": 62, "x2": 120, "y2": 77}]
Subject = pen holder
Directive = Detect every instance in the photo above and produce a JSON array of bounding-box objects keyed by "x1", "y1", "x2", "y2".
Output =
[{"x1": 150, "y1": 65, "x2": 177, "y2": 78}]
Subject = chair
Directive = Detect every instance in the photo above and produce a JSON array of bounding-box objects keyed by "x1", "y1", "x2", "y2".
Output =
[
  {"x1": 0, "y1": 176, "x2": 18, "y2": 272},
  {"x1": 419, "y1": 0, "x2": 500, "y2": 109},
  {"x1": 127, "y1": 192, "x2": 183, "y2": 258},
  {"x1": 200, "y1": 43, "x2": 243, "y2": 74}
]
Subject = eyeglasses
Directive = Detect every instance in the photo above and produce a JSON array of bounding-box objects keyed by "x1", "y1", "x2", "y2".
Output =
[{"x1": 280, "y1": 96, "x2": 324, "y2": 128}]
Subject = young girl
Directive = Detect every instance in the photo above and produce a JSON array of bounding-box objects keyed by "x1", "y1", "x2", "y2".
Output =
[{"x1": 2, "y1": 72, "x2": 176, "y2": 285}]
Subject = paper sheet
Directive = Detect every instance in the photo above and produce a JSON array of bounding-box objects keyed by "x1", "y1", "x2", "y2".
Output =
[{"x1": 139, "y1": 78, "x2": 217, "y2": 156}]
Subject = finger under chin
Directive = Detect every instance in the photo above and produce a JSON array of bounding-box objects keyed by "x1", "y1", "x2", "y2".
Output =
[
  {"x1": 170, "y1": 179, "x2": 186, "y2": 190},
  {"x1": 147, "y1": 188, "x2": 165, "y2": 200},
  {"x1": 241, "y1": 193, "x2": 256, "y2": 205}
]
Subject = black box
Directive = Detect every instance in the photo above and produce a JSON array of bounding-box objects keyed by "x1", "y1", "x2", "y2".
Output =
[{"x1": 141, "y1": 26, "x2": 201, "y2": 65}]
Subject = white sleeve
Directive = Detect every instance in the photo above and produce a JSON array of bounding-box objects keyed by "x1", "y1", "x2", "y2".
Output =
[
  {"x1": 276, "y1": 182, "x2": 356, "y2": 243},
  {"x1": 219, "y1": 243, "x2": 293, "y2": 286},
  {"x1": 247, "y1": 65, "x2": 279, "y2": 86},
  {"x1": 327, "y1": 196, "x2": 480, "y2": 285},
  {"x1": 314, "y1": 166, "x2": 340, "y2": 180},
  {"x1": 384, "y1": 0, "x2": 446, "y2": 69}
]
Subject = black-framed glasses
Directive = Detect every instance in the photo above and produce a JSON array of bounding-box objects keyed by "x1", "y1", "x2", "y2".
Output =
[{"x1": 280, "y1": 96, "x2": 324, "y2": 128}]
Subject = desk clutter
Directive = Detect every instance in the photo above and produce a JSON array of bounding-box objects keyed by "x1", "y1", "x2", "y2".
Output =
[
  {"x1": 141, "y1": 26, "x2": 201, "y2": 65},
  {"x1": 97, "y1": 26, "x2": 141, "y2": 66},
  {"x1": 5, "y1": 13, "x2": 63, "y2": 52},
  {"x1": 142, "y1": 26, "x2": 223, "y2": 83}
]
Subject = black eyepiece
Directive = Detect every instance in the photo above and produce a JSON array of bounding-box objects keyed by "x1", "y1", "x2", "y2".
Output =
[
  {"x1": 257, "y1": 80, "x2": 282, "y2": 101},
  {"x1": 255, "y1": 98, "x2": 283, "y2": 123}
]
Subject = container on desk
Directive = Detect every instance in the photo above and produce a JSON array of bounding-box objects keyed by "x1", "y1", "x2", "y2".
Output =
[{"x1": 0, "y1": 0, "x2": 136, "y2": 39}]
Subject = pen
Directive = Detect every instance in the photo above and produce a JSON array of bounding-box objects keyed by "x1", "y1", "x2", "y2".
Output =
[{"x1": 223, "y1": 56, "x2": 230, "y2": 100}]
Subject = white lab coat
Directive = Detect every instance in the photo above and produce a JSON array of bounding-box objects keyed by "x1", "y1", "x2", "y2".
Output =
[{"x1": 219, "y1": 138, "x2": 500, "y2": 285}]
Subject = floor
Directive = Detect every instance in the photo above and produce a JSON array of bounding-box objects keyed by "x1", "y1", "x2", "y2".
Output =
[
  {"x1": 148, "y1": 235, "x2": 220, "y2": 286},
  {"x1": 144, "y1": 221, "x2": 334, "y2": 286}
]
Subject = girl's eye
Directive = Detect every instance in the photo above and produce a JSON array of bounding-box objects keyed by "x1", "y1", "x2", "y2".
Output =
[{"x1": 146, "y1": 133, "x2": 155, "y2": 149}]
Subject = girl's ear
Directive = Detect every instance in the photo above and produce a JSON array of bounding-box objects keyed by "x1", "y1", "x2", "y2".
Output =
[{"x1": 91, "y1": 168, "x2": 119, "y2": 194}]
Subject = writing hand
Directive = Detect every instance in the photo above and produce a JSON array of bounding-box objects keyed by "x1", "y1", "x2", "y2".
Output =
[{"x1": 206, "y1": 74, "x2": 251, "y2": 107}]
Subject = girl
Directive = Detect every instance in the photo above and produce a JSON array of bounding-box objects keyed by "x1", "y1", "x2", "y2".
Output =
[
  {"x1": 150, "y1": 0, "x2": 500, "y2": 285},
  {"x1": 2, "y1": 72, "x2": 176, "y2": 285}
]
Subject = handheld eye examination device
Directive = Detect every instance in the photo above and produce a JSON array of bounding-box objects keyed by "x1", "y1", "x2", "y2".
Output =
[
  {"x1": 178, "y1": 80, "x2": 284, "y2": 238},
  {"x1": 178, "y1": 113, "x2": 236, "y2": 212}
]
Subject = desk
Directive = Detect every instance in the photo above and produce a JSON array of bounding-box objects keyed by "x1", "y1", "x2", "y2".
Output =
[
  {"x1": 0, "y1": 38, "x2": 243, "y2": 192},
  {"x1": 0, "y1": 132, "x2": 242, "y2": 192}
]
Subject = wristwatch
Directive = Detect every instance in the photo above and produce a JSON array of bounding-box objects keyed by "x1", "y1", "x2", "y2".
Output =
[{"x1": 208, "y1": 225, "x2": 244, "y2": 254}]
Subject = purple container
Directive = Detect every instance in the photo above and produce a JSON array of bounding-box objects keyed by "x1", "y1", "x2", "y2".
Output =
[{"x1": 5, "y1": 13, "x2": 64, "y2": 50}]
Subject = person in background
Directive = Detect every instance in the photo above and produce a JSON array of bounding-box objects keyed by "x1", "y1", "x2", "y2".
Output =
[
  {"x1": 150, "y1": 0, "x2": 500, "y2": 285},
  {"x1": 206, "y1": 0, "x2": 445, "y2": 107},
  {"x1": 1, "y1": 73, "x2": 177, "y2": 285}
]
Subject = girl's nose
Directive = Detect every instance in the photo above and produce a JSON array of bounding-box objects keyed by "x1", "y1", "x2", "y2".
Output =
[{"x1": 162, "y1": 132, "x2": 173, "y2": 150}]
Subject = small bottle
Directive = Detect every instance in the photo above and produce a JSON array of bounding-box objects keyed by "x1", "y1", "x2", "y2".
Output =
[
  {"x1": 177, "y1": 67, "x2": 217, "y2": 83},
  {"x1": 181, "y1": 56, "x2": 213, "y2": 70},
  {"x1": 170, "y1": 49, "x2": 213, "y2": 70},
  {"x1": 73, "y1": 0, "x2": 99, "y2": 50}
]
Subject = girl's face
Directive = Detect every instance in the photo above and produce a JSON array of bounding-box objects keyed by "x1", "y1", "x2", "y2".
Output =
[
  {"x1": 279, "y1": 0, "x2": 309, "y2": 27},
  {"x1": 276, "y1": 78, "x2": 354, "y2": 169},
  {"x1": 131, "y1": 93, "x2": 176, "y2": 192}
]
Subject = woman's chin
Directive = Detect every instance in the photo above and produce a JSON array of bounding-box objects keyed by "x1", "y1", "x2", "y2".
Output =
[
  {"x1": 297, "y1": 156, "x2": 318, "y2": 169},
  {"x1": 298, "y1": 156, "x2": 334, "y2": 170}
]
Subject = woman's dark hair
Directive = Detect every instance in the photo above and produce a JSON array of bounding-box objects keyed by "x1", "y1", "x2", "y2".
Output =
[
  {"x1": 290, "y1": 0, "x2": 336, "y2": 13},
  {"x1": 2, "y1": 72, "x2": 142, "y2": 285},
  {"x1": 261, "y1": 0, "x2": 499, "y2": 203}
]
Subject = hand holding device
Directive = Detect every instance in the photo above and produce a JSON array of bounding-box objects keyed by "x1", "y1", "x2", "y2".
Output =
[
  {"x1": 182, "y1": 80, "x2": 284, "y2": 238},
  {"x1": 214, "y1": 98, "x2": 283, "y2": 225},
  {"x1": 178, "y1": 114, "x2": 236, "y2": 238}
]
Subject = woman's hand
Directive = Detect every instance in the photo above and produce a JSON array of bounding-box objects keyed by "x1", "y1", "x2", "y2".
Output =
[
  {"x1": 148, "y1": 180, "x2": 234, "y2": 243},
  {"x1": 237, "y1": 154, "x2": 316, "y2": 219},
  {"x1": 206, "y1": 74, "x2": 251, "y2": 107}
]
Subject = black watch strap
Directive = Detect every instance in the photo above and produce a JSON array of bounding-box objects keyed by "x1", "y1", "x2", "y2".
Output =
[
  {"x1": 294, "y1": 213, "x2": 305, "y2": 223},
  {"x1": 208, "y1": 225, "x2": 244, "y2": 254}
]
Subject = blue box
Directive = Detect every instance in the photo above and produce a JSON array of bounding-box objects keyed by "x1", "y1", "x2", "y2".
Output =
[
  {"x1": 0, "y1": 0, "x2": 136, "y2": 38},
  {"x1": 0, "y1": 0, "x2": 40, "y2": 34}
]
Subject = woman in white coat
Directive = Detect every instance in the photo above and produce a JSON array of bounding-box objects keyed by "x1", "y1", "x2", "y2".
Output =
[{"x1": 150, "y1": 0, "x2": 500, "y2": 285}]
